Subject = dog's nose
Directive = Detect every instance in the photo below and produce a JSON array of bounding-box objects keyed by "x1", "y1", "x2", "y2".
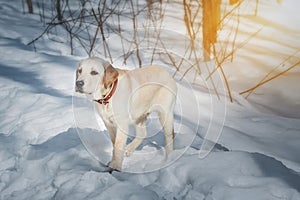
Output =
[{"x1": 76, "y1": 80, "x2": 84, "y2": 88}]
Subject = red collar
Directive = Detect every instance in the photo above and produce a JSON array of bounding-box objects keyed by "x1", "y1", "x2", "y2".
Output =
[{"x1": 94, "y1": 79, "x2": 118, "y2": 105}]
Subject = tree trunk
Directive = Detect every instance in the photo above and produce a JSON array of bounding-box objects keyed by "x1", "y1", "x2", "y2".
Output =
[
  {"x1": 230, "y1": 0, "x2": 239, "y2": 5},
  {"x1": 56, "y1": 0, "x2": 63, "y2": 22},
  {"x1": 26, "y1": 0, "x2": 33, "y2": 14},
  {"x1": 202, "y1": 0, "x2": 221, "y2": 61}
]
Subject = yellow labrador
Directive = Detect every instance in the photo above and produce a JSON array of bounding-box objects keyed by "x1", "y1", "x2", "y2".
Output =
[{"x1": 75, "y1": 57, "x2": 177, "y2": 171}]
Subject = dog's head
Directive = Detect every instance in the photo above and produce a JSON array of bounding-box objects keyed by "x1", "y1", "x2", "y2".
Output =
[{"x1": 75, "y1": 57, "x2": 119, "y2": 100}]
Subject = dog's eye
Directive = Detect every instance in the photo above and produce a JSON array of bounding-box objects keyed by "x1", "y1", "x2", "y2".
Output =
[
  {"x1": 78, "y1": 68, "x2": 82, "y2": 74},
  {"x1": 91, "y1": 70, "x2": 98, "y2": 75}
]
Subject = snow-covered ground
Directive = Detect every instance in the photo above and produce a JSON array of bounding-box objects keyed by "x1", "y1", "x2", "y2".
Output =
[{"x1": 0, "y1": 0, "x2": 300, "y2": 199}]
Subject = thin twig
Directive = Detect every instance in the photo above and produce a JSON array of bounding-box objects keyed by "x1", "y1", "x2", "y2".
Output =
[
  {"x1": 27, "y1": 16, "x2": 57, "y2": 45},
  {"x1": 213, "y1": 45, "x2": 232, "y2": 102},
  {"x1": 206, "y1": 26, "x2": 264, "y2": 81},
  {"x1": 244, "y1": 49, "x2": 300, "y2": 98},
  {"x1": 240, "y1": 60, "x2": 300, "y2": 95}
]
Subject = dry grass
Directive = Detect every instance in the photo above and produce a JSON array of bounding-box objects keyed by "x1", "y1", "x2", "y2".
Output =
[{"x1": 27, "y1": 0, "x2": 294, "y2": 104}]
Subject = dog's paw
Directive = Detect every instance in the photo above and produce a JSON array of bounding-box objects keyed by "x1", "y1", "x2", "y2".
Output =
[
  {"x1": 108, "y1": 167, "x2": 120, "y2": 174},
  {"x1": 108, "y1": 160, "x2": 122, "y2": 172}
]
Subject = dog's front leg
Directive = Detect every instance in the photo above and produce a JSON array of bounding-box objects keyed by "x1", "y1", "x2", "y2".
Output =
[{"x1": 109, "y1": 127, "x2": 128, "y2": 171}]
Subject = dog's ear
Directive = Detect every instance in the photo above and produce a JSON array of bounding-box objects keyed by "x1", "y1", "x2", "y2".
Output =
[
  {"x1": 75, "y1": 64, "x2": 81, "y2": 80},
  {"x1": 103, "y1": 65, "x2": 119, "y2": 89}
]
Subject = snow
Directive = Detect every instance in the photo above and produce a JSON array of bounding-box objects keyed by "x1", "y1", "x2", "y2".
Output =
[{"x1": 1, "y1": 0, "x2": 300, "y2": 199}]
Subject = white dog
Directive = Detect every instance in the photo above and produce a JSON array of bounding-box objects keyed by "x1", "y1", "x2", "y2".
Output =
[{"x1": 75, "y1": 57, "x2": 177, "y2": 171}]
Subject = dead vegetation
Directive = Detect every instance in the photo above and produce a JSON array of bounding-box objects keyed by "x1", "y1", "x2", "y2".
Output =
[{"x1": 25, "y1": 0, "x2": 296, "y2": 102}]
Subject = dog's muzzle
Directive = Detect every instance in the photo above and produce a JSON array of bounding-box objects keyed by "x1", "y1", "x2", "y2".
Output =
[{"x1": 75, "y1": 80, "x2": 84, "y2": 92}]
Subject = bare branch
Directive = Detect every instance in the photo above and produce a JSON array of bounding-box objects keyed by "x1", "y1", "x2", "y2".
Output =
[{"x1": 240, "y1": 60, "x2": 300, "y2": 95}]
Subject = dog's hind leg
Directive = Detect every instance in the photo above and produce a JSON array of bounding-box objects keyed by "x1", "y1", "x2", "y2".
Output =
[{"x1": 159, "y1": 110, "x2": 175, "y2": 157}]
